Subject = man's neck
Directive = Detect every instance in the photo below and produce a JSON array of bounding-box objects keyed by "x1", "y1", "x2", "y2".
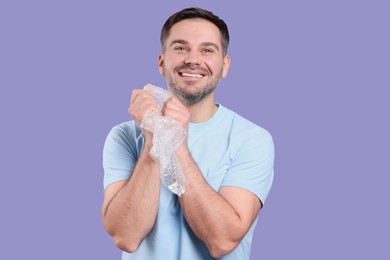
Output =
[{"x1": 187, "y1": 95, "x2": 218, "y2": 123}]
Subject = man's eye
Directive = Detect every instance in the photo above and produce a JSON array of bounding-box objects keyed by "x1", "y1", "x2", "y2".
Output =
[
  {"x1": 203, "y1": 48, "x2": 214, "y2": 53},
  {"x1": 175, "y1": 46, "x2": 186, "y2": 51}
]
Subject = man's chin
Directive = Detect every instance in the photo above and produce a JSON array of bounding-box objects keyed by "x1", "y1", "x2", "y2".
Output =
[
  {"x1": 178, "y1": 95, "x2": 202, "y2": 106},
  {"x1": 176, "y1": 88, "x2": 215, "y2": 106},
  {"x1": 169, "y1": 88, "x2": 201, "y2": 105}
]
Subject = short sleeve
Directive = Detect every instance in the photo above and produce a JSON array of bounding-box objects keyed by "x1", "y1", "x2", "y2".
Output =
[
  {"x1": 102, "y1": 122, "x2": 141, "y2": 189},
  {"x1": 221, "y1": 128, "x2": 275, "y2": 205}
]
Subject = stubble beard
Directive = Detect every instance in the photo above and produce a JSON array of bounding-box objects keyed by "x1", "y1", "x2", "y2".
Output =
[{"x1": 163, "y1": 66, "x2": 223, "y2": 106}]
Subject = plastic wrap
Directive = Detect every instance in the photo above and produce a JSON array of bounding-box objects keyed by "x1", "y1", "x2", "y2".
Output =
[{"x1": 140, "y1": 84, "x2": 187, "y2": 196}]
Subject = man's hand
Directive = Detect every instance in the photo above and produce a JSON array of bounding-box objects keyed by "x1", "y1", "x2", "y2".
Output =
[
  {"x1": 162, "y1": 96, "x2": 190, "y2": 132},
  {"x1": 129, "y1": 89, "x2": 161, "y2": 141},
  {"x1": 162, "y1": 96, "x2": 191, "y2": 154}
]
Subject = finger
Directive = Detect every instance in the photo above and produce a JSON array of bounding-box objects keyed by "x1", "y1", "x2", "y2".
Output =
[
  {"x1": 167, "y1": 96, "x2": 185, "y2": 107},
  {"x1": 164, "y1": 97, "x2": 184, "y2": 112},
  {"x1": 130, "y1": 89, "x2": 143, "y2": 104},
  {"x1": 130, "y1": 97, "x2": 162, "y2": 121},
  {"x1": 130, "y1": 99, "x2": 155, "y2": 116},
  {"x1": 130, "y1": 92, "x2": 157, "y2": 115},
  {"x1": 163, "y1": 105, "x2": 188, "y2": 122}
]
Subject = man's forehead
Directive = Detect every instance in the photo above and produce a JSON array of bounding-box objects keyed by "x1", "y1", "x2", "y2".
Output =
[
  {"x1": 170, "y1": 18, "x2": 219, "y2": 31},
  {"x1": 166, "y1": 19, "x2": 222, "y2": 45}
]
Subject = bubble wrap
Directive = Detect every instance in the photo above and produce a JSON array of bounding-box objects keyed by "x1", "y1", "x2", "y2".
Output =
[{"x1": 140, "y1": 84, "x2": 187, "y2": 196}]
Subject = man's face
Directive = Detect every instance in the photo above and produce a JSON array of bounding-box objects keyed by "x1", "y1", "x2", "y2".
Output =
[{"x1": 158, "y1": 18, "x2": 230, "y2": 106}]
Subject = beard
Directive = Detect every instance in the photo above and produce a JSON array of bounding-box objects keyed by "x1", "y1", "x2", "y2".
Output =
[{"x1": 163, "y1": 65, "x2": 223, "y2": 106}]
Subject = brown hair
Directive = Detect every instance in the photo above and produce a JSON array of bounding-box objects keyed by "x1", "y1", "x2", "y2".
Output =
[{"x1": 160, "y1": 7, "x2": 230, "y2": 55}]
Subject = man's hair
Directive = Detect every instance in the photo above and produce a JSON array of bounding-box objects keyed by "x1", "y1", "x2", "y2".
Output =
[{"x1": 160, "y1": 7, "x2": 230, "y2": 55}]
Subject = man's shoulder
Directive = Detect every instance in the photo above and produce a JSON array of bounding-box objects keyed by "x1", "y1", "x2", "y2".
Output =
[
  {"x1": 110, "y1": 120, "x2": 136, "y2": 132},
  {"x1": 221, "y1": 105, "x2": 272, "y2": 138},
  {"x1": 106, "y1": 120, "x2": 142, "y2": 143}
]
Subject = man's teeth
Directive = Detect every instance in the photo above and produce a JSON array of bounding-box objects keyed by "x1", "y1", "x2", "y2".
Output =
[{"x1": 181, "y1": 72, "x2": 203, "y2": 78}]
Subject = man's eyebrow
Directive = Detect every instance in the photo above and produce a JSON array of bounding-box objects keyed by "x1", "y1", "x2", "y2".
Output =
[
  {"x1": 169, "y1": 39, "x2": 220, "y2": 52},
  {"x1": 169, "y1": 39, "x2": 189, "y2": 47},
  {"x1": 200, "y1": 42, "x2": 220, "y2": 51}
]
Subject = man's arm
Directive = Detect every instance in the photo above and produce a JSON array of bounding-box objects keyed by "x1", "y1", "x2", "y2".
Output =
[
  {"x1": 176, "y1": 147, "x2": 261, "y2": 258},
  {"x1": 101, "y1": 89, "x2": 161, "y2": 253},
  {"x1": 162, "y1": 97, "x2": 262, "y2": 258},
  {"x1": 102, "y1": 141, "x2": 160, "y2": 253}
]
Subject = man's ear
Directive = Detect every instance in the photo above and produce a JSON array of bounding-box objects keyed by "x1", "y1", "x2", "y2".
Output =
[
  {"x1": 222, "y1": 54, "x2": 231, "y2": 78},
  {"x1": 158, "y1": 53, "x2": 164, "y2": 75}
]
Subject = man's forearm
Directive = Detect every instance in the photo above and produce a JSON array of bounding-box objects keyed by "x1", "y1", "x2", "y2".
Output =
[
  {"x1": 102, "y1": 142, "x2": 160, "y2": 252},
  {"x1": 177, "y1": 149, "x2": 247, "y2": 258}
]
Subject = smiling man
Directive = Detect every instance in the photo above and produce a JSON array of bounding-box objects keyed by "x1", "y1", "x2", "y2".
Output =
[
  {"x1": 102, "y1": 7, "x2": 274, "y2": 260},
  {"x1": 159, "y1": 18, "x2": 229, "y2": 107}
]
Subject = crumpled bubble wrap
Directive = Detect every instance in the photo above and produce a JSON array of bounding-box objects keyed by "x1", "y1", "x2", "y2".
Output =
[{"x1": 140, "y1": 84, "x2": 187, "y2": 196}]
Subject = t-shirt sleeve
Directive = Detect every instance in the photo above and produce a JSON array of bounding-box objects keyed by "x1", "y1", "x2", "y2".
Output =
[
  {"x1": 102, "y1": 124, "x2": 139, "y2": 189},
  {"x1": 221, "y1": 128, "x2": 275, "y2": 206}
]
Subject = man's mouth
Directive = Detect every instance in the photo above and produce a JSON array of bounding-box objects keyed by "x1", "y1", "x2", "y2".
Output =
[{"x1": 178, "y1": 72, "x2": 205, "y2": 78}]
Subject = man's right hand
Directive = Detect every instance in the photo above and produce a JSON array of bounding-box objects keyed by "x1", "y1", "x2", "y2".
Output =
[{"x1": 129, "y1": 89, "x2": 161, "y2": 141}]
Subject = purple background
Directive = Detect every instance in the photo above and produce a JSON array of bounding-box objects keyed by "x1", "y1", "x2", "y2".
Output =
[{"x1": 1, "y1": 1, "x2": 389, "y2": 259}]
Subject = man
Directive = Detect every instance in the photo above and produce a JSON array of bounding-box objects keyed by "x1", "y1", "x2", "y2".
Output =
[{"x1": 102, "y1": 7, "x2": 274, "y2": 260}]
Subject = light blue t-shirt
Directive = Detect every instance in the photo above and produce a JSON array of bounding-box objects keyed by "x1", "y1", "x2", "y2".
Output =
[{"x1": 103, "y1": 104, "x2": 274, "y2": 260}]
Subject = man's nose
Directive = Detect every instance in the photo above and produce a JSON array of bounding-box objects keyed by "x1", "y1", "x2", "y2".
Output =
[{"x1": 184, "y1": 50, "x2": 201, "y2": 65}]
